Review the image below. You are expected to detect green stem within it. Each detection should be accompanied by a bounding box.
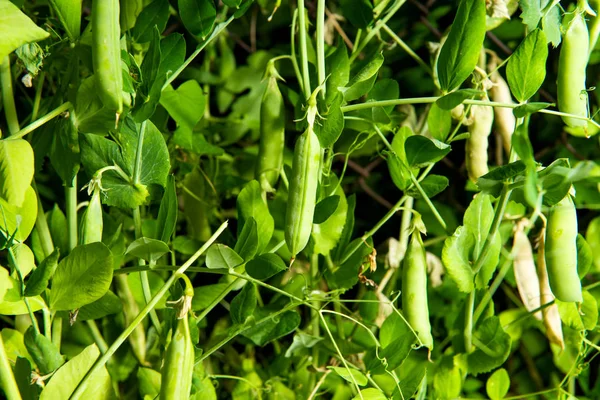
[8,102,72,140]
[339,196,408,265]
[290,10,305,96]
[409,172,447,231]
[66,180,78,251]
[0,334,22,400]
[464,291,475,353]
[70,221,228,400]
[472,185,511,275]
[7,247,40,334]
[163,16,234,89]
[30,72,45,123]
[349,0,407,63]
[316,0,326,95]
[310,253,321,368]
[86,320,108,354]
[1,56,19,135]
[297,0,311,99]
[381,24,433,76]
[52,315,62,349]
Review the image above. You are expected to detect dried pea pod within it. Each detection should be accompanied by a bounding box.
[92,0,123,114]
[465,100,494,182]
[512,220,541,319]
[489,72,516,154]
[255,74,285,193]
[557,11,589,129]
[284,125,321,259]
[402,231,433,349]
[537,230,565,349]
[544,194,582,303]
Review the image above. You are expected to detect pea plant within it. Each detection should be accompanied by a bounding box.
[1,0,600,398]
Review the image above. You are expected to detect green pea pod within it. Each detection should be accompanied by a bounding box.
[160,315,194,400]
[255,76,285,192]
[545,194,582,303]
[465,101,494,182]
[557,11,589,129]
[285,125,322,259]
[402,232,433,349]
[92,0,123,114]
[81,188,103,245]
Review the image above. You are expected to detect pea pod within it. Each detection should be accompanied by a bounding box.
[92,0,123,114]
[255,75,285,193]
[159,315,194,400]
[512,220,541,319]
[544,194,582,303]
[402,232,433,349]
[489,71,516,154]
[81,188,103,245]
[465,101,494,182]
[285,125,321,259]
[557,11,589,129]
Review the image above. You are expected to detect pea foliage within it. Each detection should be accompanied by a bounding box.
[1,0,600,399]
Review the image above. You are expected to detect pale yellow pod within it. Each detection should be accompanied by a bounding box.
[537,230,565,350]
[489,73,516,154]
[512,220,541,320]
[465,99,494,182]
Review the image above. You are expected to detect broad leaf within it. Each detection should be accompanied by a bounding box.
[437,0,486,92]
[506,29,548,103]
[160,80,205,130]
[24,327,64,374]
[245,253,287,280]
[0,185,37,242]
[132,0,170,43]
[205,244,244,270]
[0,139,34,207]
[405,135,451,168]
[178,0,216,38]
[230,283,257,324]
[125,237,170,262]
[237,180,274,254]
[0,1,49,61]
[48,0,81,41]
[155,175,178,242]
[241,308,300,346]
[24,248,60,297]
[50,242,113,311]
[329,366,368,386]
[486,368,510,400]
[467,316,511,375]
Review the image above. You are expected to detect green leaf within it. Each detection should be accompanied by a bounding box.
[512,102,552,118]
[72,76,117,134]
[23,327,64,374]
[159,33,186,79]
[332,194,356,263]
[428,103,452,141]
[486,368,510,400]
[433,356,462,400]
[442,226,475,292]
[235,217,259,262]
[178,0,216,38]
[132,0,170,43]
[133,27,164,121]
[230,283,257,324]
[314,92,344,148]
[14,356,37,400]
[325,237,372,290]
[137,367,162,399]
[326,42,350,103]
[342,53,384,101]
[329,366,368,386]
[160,80,205,130]
[50,242,113,311]
[70,290,123,321]
[557,291,598,331]
[577,234,593,278]
[311,175,348,255]
[0,139,34,207]
[587,216,600,272]
[506,29,548,103]
[406,175,449,199]
[125,237,170,262]
[542,5,562,47]
[0,185,37,242]
[237,180,274,254]
[313,195,341,224]
[245,253,287,280]
[39,344,115,400]
[353,388,386,400]
[241,308,300,346]
[192,283,230,310]
[0,1,49,61]
[367,78,400,124]
[519,0,542,31]
[436,89,485,110]
[437,0,486,92]
[0,267,45,315]
[48,114,80,186]
[155,175,178,243]
[477,161,526,196]
[24,248,60,297]
[205,244,244,270]
[10,243,35,279]
[340,0,373,29]
[467,316,511,375]
[405,135,452,168]
[48,0,81,41]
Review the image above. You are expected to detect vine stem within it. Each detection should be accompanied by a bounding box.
[8,102,72,140]
[297,0,311,99]
[1,56,20,135]
[70,221,228,400]
[349,0,407,63]
[0,334,22,400]
[381,24,433,76]
[316,0,326,96]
